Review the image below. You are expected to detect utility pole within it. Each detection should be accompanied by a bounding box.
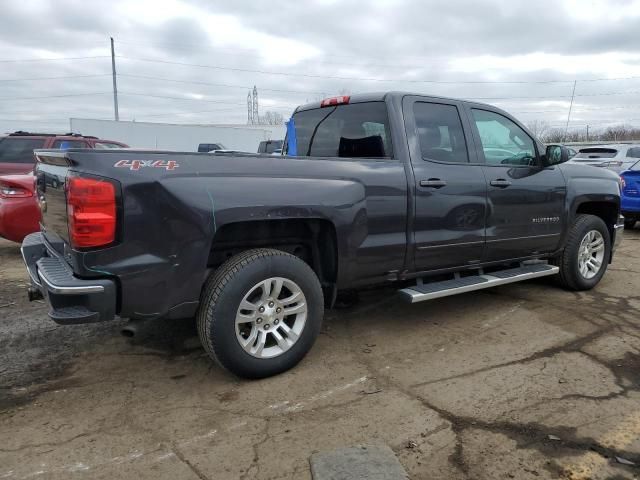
[586,124,589,142]
[110,37,119,121]
[563,80,577,142]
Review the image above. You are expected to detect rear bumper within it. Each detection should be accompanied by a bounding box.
[21,232,117,324]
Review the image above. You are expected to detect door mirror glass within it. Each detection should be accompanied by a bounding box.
[545,145,569,166]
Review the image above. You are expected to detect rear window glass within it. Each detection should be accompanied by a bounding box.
[94,142,123,149]
[575,148,618,159]
[290,102,393,158]
[198,143,224,152]
[626,147,640,159]
[259,140,283,154]
[52,140,88,149]
[0,137,45,163]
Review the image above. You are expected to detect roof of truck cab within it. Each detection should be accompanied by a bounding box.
[293,91,497,113]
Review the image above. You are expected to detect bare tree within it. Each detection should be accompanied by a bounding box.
[259,111,284,125]
[526,120,551,141]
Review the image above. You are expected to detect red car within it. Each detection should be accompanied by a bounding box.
[0,132,127,243]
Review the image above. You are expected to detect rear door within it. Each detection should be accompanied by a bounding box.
[0,137,44,174]
[403,96,487,272]
[465,106,566,261]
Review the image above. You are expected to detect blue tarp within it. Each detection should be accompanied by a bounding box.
[286,118,297,156]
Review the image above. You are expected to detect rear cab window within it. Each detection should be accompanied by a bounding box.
[287,102,393,158]
[0,137,46,163]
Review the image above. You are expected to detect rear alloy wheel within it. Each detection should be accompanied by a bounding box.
[551,214,611,291]
[235,277,308,359]
[197,248,324,379]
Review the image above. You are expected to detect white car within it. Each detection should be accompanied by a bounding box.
[568,144,640,173]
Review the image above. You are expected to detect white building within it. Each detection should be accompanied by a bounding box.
[69,118,286,153]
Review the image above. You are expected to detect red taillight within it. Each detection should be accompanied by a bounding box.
[66,177,116,248]
[0,180,32,198]
[320,95,350,107]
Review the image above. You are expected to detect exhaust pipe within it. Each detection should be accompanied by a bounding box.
[27,287,43,302]
[121,322,139,337]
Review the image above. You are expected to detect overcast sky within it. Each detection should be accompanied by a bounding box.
[1,0,640,135]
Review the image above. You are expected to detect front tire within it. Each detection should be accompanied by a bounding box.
[197,248,324,379]
[551,214,611,291]
[624,218,636,229]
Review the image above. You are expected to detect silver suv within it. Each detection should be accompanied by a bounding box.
[568,144,640,173]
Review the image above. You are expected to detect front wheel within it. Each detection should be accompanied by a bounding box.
[197,248,324,379]
[551,214,611,291]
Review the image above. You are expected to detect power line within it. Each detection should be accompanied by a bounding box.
[113,39,640,84]
[0,55,110,63]
[118,73,327,95]
[118,55,640,86]
[0,74,111,83]
[118,92,295,109]
[0,92,111,101]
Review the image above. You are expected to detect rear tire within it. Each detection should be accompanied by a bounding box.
[197,248,324,379]
[551,214,611,291]
[624,218,636,229]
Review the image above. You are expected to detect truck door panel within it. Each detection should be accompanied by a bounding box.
[466,107,567,261]
[403,97,488,272]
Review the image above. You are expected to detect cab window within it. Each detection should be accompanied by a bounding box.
[414,102,469,163]
[290,102,393,158]
[471,109,537,166]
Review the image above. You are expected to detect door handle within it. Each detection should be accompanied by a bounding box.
[490,179,511,188]
[420,178,447,188]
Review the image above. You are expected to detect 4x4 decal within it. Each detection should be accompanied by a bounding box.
[114,160,179,171]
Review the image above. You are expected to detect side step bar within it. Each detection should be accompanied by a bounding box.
[399,263,559,304]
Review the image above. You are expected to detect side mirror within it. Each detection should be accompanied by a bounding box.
[544,145,569,167]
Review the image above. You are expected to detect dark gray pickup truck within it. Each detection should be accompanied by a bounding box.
[22,92,624,378]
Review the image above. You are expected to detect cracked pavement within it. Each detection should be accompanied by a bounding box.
[2,231,640,479]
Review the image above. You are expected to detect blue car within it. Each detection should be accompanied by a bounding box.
[621,160,640,229]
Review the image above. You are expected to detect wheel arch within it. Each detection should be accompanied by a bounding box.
[207,218,339,291]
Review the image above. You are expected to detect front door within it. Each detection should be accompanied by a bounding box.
[466,107,567,261]
[404,97,488,272]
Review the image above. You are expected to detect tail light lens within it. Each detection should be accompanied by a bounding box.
[0,180,33,198]
[66,176,117,249]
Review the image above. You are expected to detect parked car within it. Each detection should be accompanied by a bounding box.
[0,174,39,242]
[258,140,283,154]
[568,144,640,173]
[22,92,623,379]
[0,133,128,243]
[0,131,127,175]
[198,143,226,153]
[620,160,640,229]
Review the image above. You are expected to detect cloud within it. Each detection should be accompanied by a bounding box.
[0,0,639,134]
